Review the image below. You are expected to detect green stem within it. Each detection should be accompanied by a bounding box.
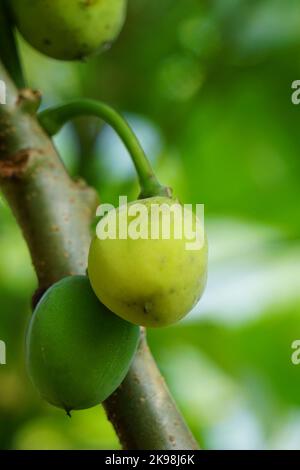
[0,0,25,88]
[38,100,170,199]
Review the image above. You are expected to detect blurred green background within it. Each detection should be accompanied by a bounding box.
[1,0,300,450]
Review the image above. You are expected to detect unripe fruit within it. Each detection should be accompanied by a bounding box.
[88,197,208,327]
[10,0,127,60]
[27,276,139,412]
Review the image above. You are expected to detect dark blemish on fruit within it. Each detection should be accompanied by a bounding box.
[43,38,52,46]
[126,303,134,310]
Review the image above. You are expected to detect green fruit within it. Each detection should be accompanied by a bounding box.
[10,0,127,60]
[88,197,208,328]
[27,275,139,412]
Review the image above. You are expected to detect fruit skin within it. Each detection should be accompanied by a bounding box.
[26,276,139,412]
[88,197,208,328]
[10,0,127,60]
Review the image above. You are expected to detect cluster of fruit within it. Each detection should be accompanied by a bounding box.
[9,1,208,414]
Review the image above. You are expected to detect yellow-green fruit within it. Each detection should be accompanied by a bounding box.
[88,197,208,327]
[26,276,139,412]
[10,0,127,60]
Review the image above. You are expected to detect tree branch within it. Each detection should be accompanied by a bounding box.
[0,60,199,450]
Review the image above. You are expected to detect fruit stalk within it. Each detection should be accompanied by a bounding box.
[38,100,170,199]
[0,59,199,450]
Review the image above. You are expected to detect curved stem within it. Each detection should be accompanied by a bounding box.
[0,0,25,88]
[38,100,170,198]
